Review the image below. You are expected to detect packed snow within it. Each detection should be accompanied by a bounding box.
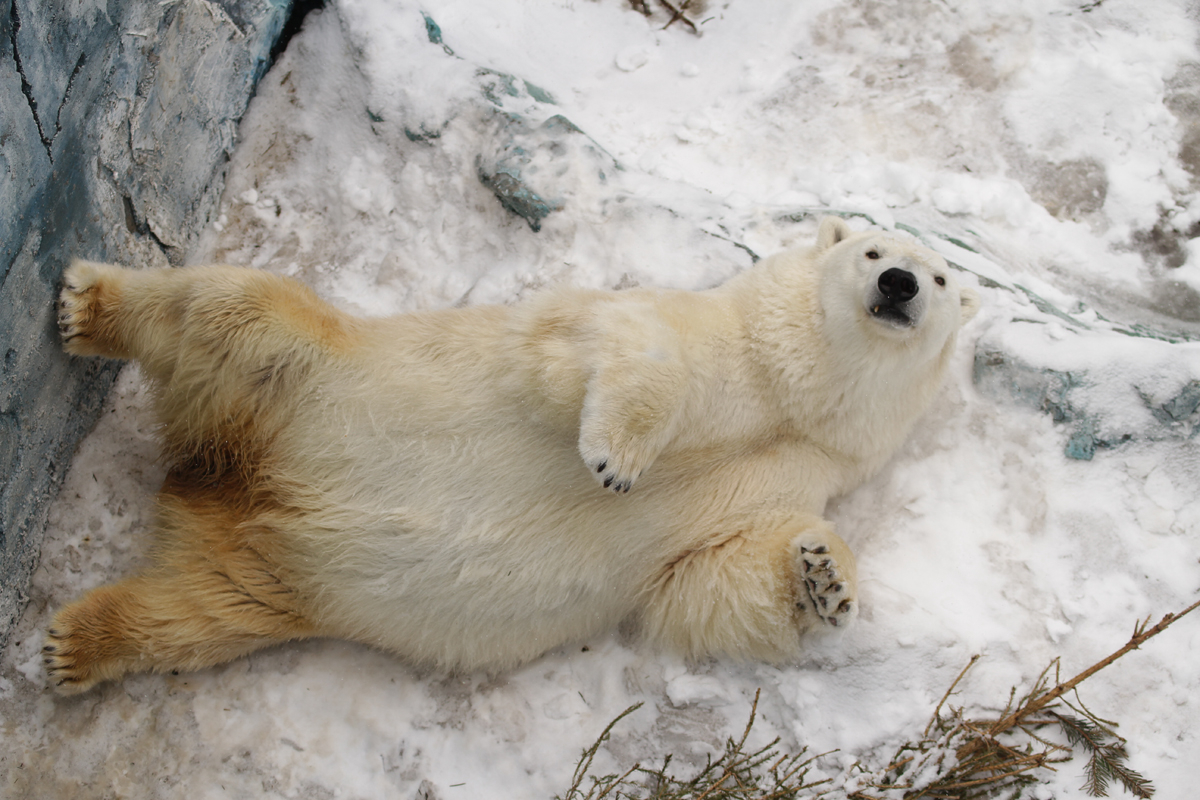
[3,0,1198,797]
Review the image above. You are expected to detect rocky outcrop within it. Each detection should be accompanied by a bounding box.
[0,0,291,648]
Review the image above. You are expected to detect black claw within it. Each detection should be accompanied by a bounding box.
[829,582,843,594]
[812,545,829,554]
[838,599,853,613]
[596,461,607,473]
[43,645,56,653]
[603,475,614,488]
[48,628,60,637]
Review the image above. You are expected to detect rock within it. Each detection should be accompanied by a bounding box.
[1156,380,1200,422]
[413,12,589,233]
[477,112,615,232]
[974,322,1200,460]
[0,0,291,648]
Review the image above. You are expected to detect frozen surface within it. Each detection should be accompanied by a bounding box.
[3,1,1199,797]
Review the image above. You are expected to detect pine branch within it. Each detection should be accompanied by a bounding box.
[848,600,1199,799]
[560,689,829,799]
[561,599,1199,800]
[958,598,1200,762]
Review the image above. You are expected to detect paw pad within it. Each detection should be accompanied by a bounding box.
[796,541,857,629]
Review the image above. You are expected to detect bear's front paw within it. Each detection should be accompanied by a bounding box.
[794,541,857,629]
[578,418,664,494]
[581,450,641,494]
[578,417,657,491]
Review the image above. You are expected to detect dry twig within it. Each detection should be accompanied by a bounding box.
[627,0,703,35]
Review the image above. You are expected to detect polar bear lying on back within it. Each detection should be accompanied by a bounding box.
[45,217,979,694]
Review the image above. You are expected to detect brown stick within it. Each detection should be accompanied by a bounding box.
[923,654,980,738]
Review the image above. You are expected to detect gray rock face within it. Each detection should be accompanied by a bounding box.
[477,112,616,232]
[973,321,1200,460]
[902,232,1200,462]
[415,12,612,235]
[0,0,290,648]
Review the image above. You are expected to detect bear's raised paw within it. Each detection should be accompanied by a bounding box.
[793,539,858,629]
[584,454,639,494]
[578,425,658,495]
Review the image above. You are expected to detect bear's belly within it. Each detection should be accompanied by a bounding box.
[264,401,668,667]
[259,364,848,669]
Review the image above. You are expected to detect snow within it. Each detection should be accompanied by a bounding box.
[3,0,1199,797]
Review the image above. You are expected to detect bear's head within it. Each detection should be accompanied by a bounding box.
[814,217,980,362]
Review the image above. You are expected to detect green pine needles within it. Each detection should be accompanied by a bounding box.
[1052,711,1153,799]
[559,600,1199,800]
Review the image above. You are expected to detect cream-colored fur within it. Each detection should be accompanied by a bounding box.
[45,217,979,694]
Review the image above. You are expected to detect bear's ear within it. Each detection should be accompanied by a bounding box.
[959,287,981,324]
[816,216,852,251]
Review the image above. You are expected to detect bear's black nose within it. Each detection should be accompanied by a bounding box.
[878,268,918,302]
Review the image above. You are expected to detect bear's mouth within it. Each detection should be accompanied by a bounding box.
[869,303,913,328]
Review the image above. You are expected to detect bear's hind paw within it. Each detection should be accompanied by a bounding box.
[43,625,105,696]
[796,544,857,629]
[57,261,117,356]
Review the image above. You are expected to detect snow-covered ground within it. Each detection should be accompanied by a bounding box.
[3,0,1199,797]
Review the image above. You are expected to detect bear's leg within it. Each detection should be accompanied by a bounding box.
[59,260,356,461]
[58,259,355,381]
[44,479,315,695]
[43,570,311,695]
[578,354,687,494]
[59,259,217,364]
[639,513,858,661]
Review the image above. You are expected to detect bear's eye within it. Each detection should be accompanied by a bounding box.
[865,250,880,260]
[934,276,946,287]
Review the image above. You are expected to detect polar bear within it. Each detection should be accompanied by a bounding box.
[44,217,979,694]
